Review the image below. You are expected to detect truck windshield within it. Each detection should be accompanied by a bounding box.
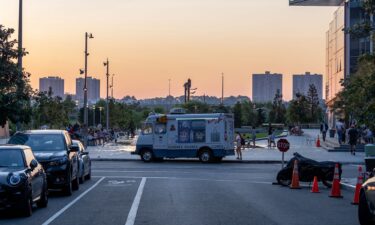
[142,123,153,135]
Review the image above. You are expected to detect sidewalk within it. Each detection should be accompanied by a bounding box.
[86,129,364,164]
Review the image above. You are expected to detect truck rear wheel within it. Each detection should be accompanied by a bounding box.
[141,149,154,162]
[199,148,213,163]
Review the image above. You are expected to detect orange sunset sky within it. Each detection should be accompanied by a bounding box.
[1,0,337,100]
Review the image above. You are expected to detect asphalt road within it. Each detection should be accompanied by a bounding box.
[0,161,360,225]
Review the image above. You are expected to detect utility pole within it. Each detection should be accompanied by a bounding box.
[83,32,94,148]
[92,105,96,127]
[221,73,224,105]
[111,74,114,99]
[104,59,110,131]
[18,0,23,71]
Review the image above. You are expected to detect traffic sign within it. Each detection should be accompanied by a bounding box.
[277,139,290,152]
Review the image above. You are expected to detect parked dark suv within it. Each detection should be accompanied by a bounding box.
[0,145,48,217]
[8,130,80,196]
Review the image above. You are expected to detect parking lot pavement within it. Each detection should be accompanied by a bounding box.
[0,162,360,225]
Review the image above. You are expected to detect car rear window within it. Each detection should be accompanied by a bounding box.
[0,149,25,168]
[9,133,66,152]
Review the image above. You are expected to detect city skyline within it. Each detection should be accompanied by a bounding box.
[1,0,337,100]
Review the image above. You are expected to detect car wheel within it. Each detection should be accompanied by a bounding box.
[199,148,213,163]
[85,167,91,180]
[79,167,85,184]
[37,184,48,208]
[141,149,154,162]
[72,175,79,191]
[63,175,73,196]
[277,171,292,186]
[22,195,33,217]
[359,191,374,225]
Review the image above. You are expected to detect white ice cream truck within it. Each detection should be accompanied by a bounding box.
[133,111,235,162]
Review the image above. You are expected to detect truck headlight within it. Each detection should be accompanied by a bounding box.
[9,174,21,186]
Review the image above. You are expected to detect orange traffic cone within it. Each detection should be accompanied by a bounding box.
[290,160,301,189]
[329,163,343,198]
[316,135,321,147]
[311,176,320,193]
[352,166,363,205]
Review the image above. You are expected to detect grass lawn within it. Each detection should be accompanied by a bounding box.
[242,130,283,140]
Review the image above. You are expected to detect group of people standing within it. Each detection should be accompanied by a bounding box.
[321,119,374,155]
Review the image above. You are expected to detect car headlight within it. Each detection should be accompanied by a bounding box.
[8,174,22,186]
[49,157,68,166]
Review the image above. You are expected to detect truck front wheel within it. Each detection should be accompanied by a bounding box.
[199,148,213,163]
[141,149,154,162]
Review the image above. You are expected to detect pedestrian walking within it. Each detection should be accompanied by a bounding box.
[320,121,328,142]
[268,123,272,147]
[235,132,243,160]
[251,127,257,148]
[348,125,359,155]
[269,129,276,148]
[336,119,345,145]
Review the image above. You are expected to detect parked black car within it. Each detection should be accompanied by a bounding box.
[71,140,91,184]
[0,145,48,217]
[8,130,80,196]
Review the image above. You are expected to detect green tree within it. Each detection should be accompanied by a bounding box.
[306,84,322,122]
[268,89,286,123]
[32,88,69,129]
[255,108,266,127]
[0,25,32,127]
[334,55,375,130]
[233,101,242,128]
[181,101,210,113]
[287,93,310,124]
[241,101,257,127]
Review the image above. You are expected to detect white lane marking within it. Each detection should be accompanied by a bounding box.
[93,175,272,184]
[41,177,105,225]
[125,177,147,225]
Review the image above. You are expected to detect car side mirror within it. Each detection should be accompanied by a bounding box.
[70,146,79,152]
[30,159,38,170]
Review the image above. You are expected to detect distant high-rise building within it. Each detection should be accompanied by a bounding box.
[39,76,64,98]
[292,72,323,100]
[76,77,100,104]
[252,71,283,103]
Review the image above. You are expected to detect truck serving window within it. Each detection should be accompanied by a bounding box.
[142,123,153,135]
[178,120,206,143]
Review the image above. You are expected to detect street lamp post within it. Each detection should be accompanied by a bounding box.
[98,107,103,126]
[83,32,94,147]
[92,105,96,127]
[103,59,110,131]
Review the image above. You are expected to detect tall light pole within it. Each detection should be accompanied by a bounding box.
[111,74,114,99]
[83,32,94,147]
[92,105,96,127]
[98,107,103,126]
[18,0,23,71]
[103,59,110,131]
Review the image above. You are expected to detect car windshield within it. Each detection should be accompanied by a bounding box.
[0,150,25,168]
[8,133,66,152]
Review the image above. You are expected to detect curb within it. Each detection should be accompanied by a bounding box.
[341,182,356,191]
[90,157,364,165]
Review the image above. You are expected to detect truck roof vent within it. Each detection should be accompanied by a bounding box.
[170,108,186,114]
